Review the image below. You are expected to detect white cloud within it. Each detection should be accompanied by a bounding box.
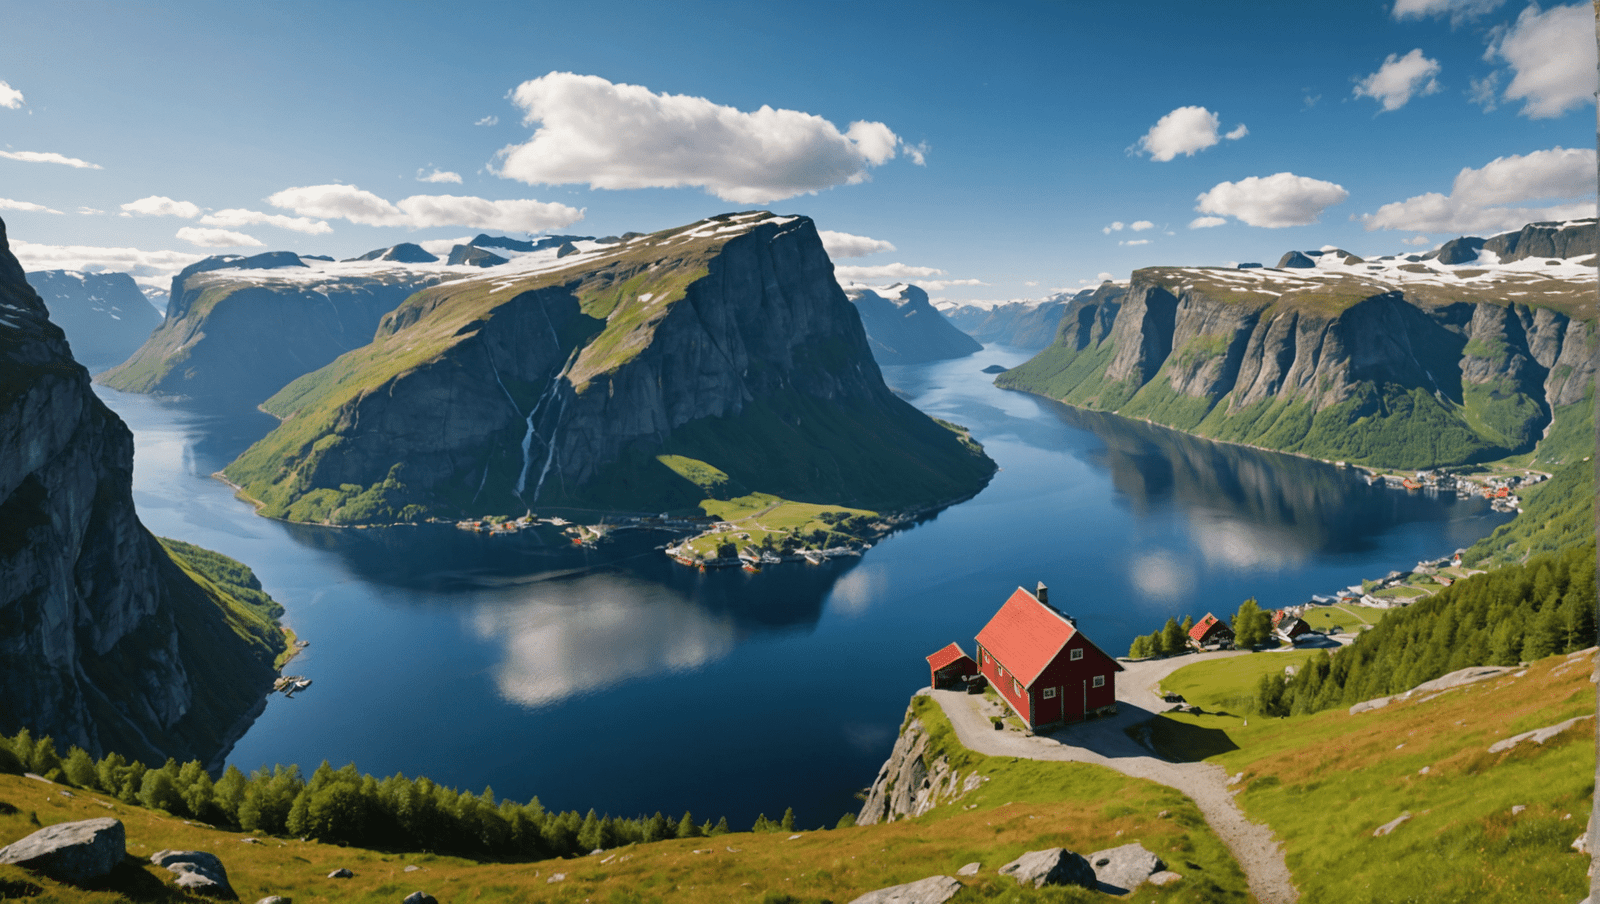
[1095,272,1115,282]
[475,115,498,127]
[818,229,896,258]
[1102,221,1124,234]
[0,198,62,214]
[1195,172,1349,228]
[417,236,474,256]
[1468,73,1500,111]
[1189,216,1228,229]
[905,141,930,166]
[0,149,102,169]
[1353,49,1442,112]
[1392,0,1504,21]
[266,183,584,232]
[1119,239,1152,246]
[76,207,103,216]
[495,72,903,203]
[1488,3,1598,120]
[1358,146,1597,232]
[833,262,983,290]
[1134,106,1229,161]
[1402,235,1435,246]
[200,208,332,235]
[0,81,23,109]
[9,238,202,293]
[120,195,201,219]
[417,168,463,184]
[176,226,264,248]
[1129,220,1154,231]
[1224,124,1249,140]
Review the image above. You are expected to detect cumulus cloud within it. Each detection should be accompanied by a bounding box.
[176,226,264,248]
[1195,172,1349,228]
[0,198,62,214]
[9,239,202,293]
[1189,216,1228,229]
[267,183,584,232]
[833,262,983,290]
[1129,220,1154,231]
[475,115,498,127]
[818,229,896,258]
[494,72,904,203]
[0,149,102,169]
[200,208,332,235]
[1392,0,1504,20]
[1486,3,1598,119]
[1224,124,1249,140]
[120,195,201,219]
[1402,235,1435,246]
[1119,239,1152,246]
[904,141,930,166]
[1134,106,1243,161]
[1353,49,1442,112]
[417,168,463,184]
[0,81,23,109]
[1357,146,1597,232]
[1102,221,1124,234]
[1469,73,1500,111]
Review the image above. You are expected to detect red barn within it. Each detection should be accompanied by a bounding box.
[1188,613,1234,650]
[973,583,1123,731]
[926,642,977,690]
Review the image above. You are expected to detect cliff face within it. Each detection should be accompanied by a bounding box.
[0,217,282,768]
[857,702,988,825]
[842,283,982,364]
[98,253,447,404]
[224,213,996,524]
[24,271,162,372]
[999,228,1595,469]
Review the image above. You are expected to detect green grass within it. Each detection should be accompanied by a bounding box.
[1465,458,1595,567]
[677,494,878,558]
[1155,650,1321,714]
[1299,603,1389,633]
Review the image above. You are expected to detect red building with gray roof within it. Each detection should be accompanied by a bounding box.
[971,582,1123,731]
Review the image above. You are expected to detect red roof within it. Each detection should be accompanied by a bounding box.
[975,587,1080,687]
[926,642,973,671]
[1189,613,1229,642]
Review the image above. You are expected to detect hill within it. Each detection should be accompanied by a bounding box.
[23,270,161,372]
[842,282,981,364]
[221,212,996,525]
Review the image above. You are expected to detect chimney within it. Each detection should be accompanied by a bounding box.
[1036,581,1048,605]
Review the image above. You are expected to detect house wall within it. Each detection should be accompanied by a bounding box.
[1033,635,1119,723]
[975,644,1031,724]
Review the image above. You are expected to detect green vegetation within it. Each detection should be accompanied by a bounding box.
[1465,459,1595,567]
[1155,650,1324,715]
[1299,603,1388,634]
[1230,598,1273,649]
[679,494,878,558]
[1128,614,1194,658]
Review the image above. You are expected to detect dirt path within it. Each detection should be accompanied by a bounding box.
[931,651,1298,904]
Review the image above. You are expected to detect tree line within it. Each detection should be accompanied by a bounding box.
[0,733,819,859]
[1255,542,1596,717]
[1127,598,1276,658]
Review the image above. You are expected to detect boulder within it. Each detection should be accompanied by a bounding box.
[1150,871,1183,886]
[256,897,291,904]
[957,862,980,876]
[403,893,438,904]
[0,817,125,884]
[847,875,962,904]
[329,868,353,879]
[1088,843,1166,892]
[1373,813,1410,837]
[998,848,1096,889]
[151,850,233,898]
[404,865,422,872]
[1488,715,1593,754]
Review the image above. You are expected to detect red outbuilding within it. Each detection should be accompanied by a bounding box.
[973,583,1123,731]
[926,642,977,690]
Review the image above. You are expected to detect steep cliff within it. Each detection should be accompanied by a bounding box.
[999,222,1596,469]
[857,701,988,825]
[842,283,982,364]
[223,212,996,524]
[98,254,450,404]
[24,270,162,372]
[0,216,284,769]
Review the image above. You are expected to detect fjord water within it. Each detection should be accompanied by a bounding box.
[96,344,1509,828]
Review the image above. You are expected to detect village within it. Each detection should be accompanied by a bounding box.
[1362,465,1545,514]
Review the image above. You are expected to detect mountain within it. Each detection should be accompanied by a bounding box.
[939,285,1128,349]
[23,270,162,372]
[842,282,981,364]
[998,219,1596,470]
[447,244,509,268]
[98,253,453,403]
[346,242,438,263]
[0,216,284,768]
[222,212,996,524]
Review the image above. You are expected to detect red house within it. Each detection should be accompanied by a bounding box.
[1188,613,1234,650]
[1272,610,1312,643]
[925,642,977,690]
[973,583,1123,731]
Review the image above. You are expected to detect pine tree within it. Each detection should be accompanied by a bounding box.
[781,808,795,832]
[577,809,603,851]
[1180,614,1195,636]
[677,811,700,838]
[712,816,729,835]
[1161,618,1185,656]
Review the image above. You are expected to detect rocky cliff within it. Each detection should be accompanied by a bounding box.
[0,216,284,769]
[999,221,1596,469]
[842,283,982,365]
[98,253,449,404]
[941,291,1083,349]
[24,271,162,372]
[857,700,988,825]
[223,212,996,524]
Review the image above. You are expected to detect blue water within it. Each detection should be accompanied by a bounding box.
[95,344,1509,828]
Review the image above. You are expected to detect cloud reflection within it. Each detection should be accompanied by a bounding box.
[1129,551,1193,600]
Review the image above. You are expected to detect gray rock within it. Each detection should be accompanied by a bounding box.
[998,848,1096,889]
[329,867,353,878]
[1489,715,1593,754]
[956,862,980,876]
[1277,251,1315,268]
[151,850,233,897]
[1088,843,1165,892]
[1149,871,1183,886]
[403,893,438,904]
[1374,813,1411,837]
[404,864,421,872]
[256,897,291,904]
[0,817,125,884]
[847,875,962,904]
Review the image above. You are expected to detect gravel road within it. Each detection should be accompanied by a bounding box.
[930,651,1298,904]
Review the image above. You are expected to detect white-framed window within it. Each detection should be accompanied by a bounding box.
[1070,648,1084,661]
[1013,679,1022,696]
[1092,675,1106,688]
[1043,687,1057,699]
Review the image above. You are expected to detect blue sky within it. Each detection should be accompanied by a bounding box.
[1,0,1594,301]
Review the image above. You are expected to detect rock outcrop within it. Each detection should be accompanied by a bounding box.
[222,212,996,524]
[858,704,988,825]
[998,848,1097,889]
[847,875,962,904]
[24,270,161,372]
[0,216,283,767]
[843,283,981,365]
[998,224,1596,469]
[1088,843,1166,893]
[0,817,124,884]
[151,849,234,897]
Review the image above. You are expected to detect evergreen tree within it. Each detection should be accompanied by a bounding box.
[577,809,603,851]
[677,811,700,838]
[1128,635,1152,659]
[781,807,795,832]
[62,747,97,789]
[1180,614,1195,636]
[712,816,729,836]
[1160,618,1185,656]
[214,766,248,826]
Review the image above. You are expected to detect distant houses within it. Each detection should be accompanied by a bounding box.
[1188,613,1234,650]
[926,582,1123,732]
[1271,610,1311,644]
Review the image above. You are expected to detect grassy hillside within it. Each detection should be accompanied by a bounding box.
[1464,461,1595,567]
